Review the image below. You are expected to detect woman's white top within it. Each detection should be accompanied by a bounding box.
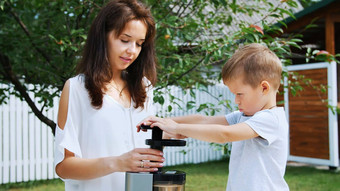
[54,75,153,191]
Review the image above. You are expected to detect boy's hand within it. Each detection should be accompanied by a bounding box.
[136,116,154,132]
[147,116,178,135]
[137,116,186,139]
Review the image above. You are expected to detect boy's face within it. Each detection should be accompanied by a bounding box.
[225,76,267,116]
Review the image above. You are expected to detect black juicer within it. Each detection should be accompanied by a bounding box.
[125,125,186,191]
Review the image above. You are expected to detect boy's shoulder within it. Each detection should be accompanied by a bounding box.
[253,107,285,118]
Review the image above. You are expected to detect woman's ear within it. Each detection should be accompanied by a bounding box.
[260,80,270,94]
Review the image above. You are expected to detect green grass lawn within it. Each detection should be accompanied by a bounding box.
[1,159,339,191]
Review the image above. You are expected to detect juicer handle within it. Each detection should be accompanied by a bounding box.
[140,125,163,141]
[140,124,153,130]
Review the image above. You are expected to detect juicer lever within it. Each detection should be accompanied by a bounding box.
[140,124,163,140]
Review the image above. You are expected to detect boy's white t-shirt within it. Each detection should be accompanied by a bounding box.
[225,107,289,191]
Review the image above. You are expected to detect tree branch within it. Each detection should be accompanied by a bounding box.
[5,1,51,63]
[253,2,282,25]
[0,52,56,135]
[156,54,207,91]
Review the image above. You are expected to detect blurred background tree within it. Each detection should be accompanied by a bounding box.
[298,0,322,8]
[0,0,307,134]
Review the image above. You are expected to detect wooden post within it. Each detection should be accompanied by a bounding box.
[325,13,335,55]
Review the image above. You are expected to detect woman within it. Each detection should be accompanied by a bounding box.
[54,0,164,190]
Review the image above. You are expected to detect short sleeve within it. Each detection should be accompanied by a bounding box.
[225,111,242,125]
[54,77,83,175]
[244,110,279,146]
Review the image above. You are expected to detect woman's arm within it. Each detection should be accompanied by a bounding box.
[56,80,164,180]
[56,148,163,180]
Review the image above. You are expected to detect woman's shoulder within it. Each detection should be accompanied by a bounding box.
[66,74,87,95]
[66,74,85,89]
[68,74,85,84]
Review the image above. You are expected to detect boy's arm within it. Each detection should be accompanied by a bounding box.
[177,123,258,143]
[148,117,258,143]
[171,114,229,125]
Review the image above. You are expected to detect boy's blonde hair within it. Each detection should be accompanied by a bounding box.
[222,43,282,90]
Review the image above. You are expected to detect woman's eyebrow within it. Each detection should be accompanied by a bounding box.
[122,33,132,37]
[122,33,145,41]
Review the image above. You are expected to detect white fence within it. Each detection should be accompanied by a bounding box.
[0,83,234,184]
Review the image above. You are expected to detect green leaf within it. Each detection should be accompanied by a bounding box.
[168,105,172,112]
[186,101,195,110]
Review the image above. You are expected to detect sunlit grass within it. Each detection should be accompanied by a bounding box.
[1,159,339,191]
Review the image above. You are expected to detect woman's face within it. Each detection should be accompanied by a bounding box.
[107,20,147,74]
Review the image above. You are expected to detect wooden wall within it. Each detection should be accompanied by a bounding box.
[278,68,330,160]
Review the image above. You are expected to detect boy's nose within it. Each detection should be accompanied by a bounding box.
[234,97,240,105]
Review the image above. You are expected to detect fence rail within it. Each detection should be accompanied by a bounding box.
[0,83,234,184]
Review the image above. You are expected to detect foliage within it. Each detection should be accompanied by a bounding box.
[298,0,322,8]
[0,0,100,133]
[147,0,305,117]
[0,0,327,135]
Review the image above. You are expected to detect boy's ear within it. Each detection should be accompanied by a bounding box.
[260,80,270,94]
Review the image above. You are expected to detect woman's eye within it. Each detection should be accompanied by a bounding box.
[121,40,128,43]
[136,43,142,47]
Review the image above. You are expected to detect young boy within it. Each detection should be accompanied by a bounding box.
[138,43,289,191]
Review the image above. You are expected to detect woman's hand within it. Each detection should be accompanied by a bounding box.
[116,148,164,172]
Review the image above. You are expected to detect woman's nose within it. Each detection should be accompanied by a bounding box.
[127,43,137,54]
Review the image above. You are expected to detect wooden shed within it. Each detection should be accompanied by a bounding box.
[278,0,339,168]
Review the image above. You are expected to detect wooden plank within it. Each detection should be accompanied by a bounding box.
[290,125,328,132]
[290,138,330,146]
[16,97,23,182]
[41,120,47,180]
[290,142,329,150]
[325,13,335,55]
[22,100,29,182]
[3,95,10,184]
[48,104,55,179]
[289,93,328,99]
[290,149,329,159]
[288,107,328,113]
[35,102,42,180]
[28,87,35,181]
[9,94,16,183]
[290,131,329,138]
[289,101,329,107]
[293,68,327,74]
[290,141,329,149]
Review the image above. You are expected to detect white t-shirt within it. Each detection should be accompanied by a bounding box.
[54,75,153,191]
[225,107,289,191]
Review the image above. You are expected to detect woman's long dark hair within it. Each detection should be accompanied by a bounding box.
[76,0,157,109]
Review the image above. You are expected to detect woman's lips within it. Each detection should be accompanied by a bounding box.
[120,57,132,63]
